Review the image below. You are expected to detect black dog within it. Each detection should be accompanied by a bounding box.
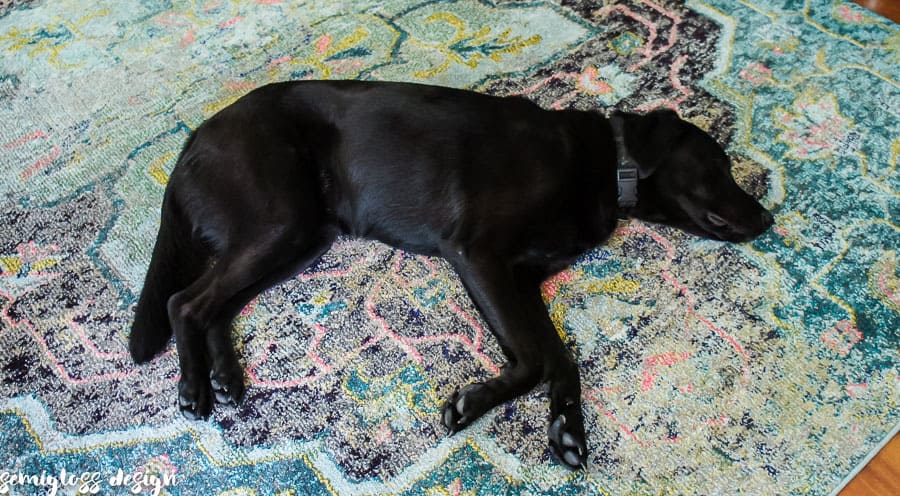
[129,80,773,469]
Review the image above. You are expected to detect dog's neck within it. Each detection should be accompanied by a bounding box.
[609,115,639,213]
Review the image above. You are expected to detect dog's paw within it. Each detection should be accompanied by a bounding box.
[177,378,212,420]
[128,324,171,364]
[548,403,588,470]
[210,367,245,406]
[441,383,491,434]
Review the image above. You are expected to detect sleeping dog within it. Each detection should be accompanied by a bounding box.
[129,80,774,469]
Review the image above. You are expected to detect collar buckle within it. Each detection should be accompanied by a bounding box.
[616,166,638,208]
[610,115,639,210]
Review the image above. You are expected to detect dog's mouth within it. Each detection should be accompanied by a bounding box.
[700,210,774,242]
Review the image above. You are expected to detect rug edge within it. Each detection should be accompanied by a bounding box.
[828,421,900,496]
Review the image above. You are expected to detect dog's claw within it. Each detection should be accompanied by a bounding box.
[179,405,207,421]
[177,397,210,420]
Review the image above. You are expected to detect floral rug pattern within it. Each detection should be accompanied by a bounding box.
[0,0,897,494]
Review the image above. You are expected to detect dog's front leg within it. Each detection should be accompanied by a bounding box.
[515,269,588,470]
[439,248,588,469]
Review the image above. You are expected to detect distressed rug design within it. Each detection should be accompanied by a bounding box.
[1,0,898,494]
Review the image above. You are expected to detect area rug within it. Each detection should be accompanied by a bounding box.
[1,0,897,494]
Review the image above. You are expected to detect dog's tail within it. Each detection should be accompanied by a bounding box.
[130,142,208,363]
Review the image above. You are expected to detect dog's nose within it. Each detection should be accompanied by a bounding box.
[760,210,774,228]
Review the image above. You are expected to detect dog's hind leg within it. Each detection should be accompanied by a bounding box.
[438,251,587,468]
[202,232,335,408]
[168,218,334,420]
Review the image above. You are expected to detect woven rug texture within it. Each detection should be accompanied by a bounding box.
[0,0,898,494]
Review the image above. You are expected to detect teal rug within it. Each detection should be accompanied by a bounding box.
[1,0,897,494]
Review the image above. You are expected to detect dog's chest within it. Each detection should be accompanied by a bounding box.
[520,245,585,275]
[514,216,615,275]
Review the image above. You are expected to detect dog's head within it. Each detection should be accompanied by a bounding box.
[617,109,774,243]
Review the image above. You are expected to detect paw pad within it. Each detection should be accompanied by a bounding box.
[548,412,588,470]
[440,383,487,434]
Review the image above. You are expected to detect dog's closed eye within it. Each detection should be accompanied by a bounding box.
[706,212,729,227]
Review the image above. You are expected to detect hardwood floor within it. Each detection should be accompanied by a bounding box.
[853,0,900,22]
[837,4,898,494]
[840,434,899,496]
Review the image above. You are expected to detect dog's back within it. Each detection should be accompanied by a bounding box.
[184,81,618,258]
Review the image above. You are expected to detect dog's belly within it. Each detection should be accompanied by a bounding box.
[358,224,444,257]
[326,171,459,256]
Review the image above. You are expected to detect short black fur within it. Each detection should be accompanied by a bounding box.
[130,80,774,469]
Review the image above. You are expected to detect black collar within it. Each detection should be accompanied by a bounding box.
[609,115,639,210]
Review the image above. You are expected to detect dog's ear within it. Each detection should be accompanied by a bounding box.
[624,109,687,178]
